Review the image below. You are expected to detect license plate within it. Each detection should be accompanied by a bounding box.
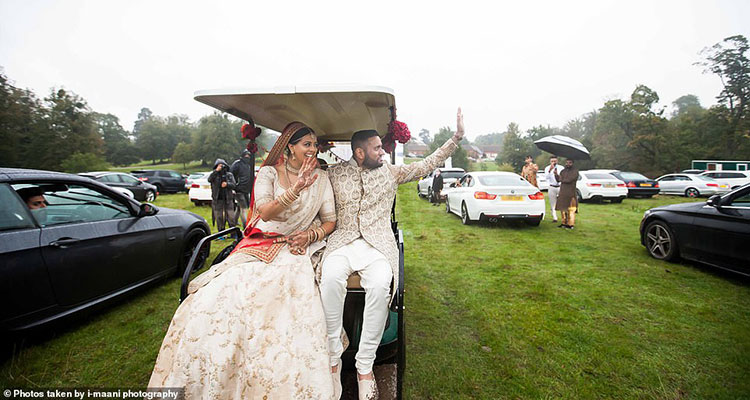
[201,185,210,189]
[720,185,727,188]
[501,195,523,201]
[604,183,615,188]
[639,183,651,187]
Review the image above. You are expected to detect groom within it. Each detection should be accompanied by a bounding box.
[321,109,465,399]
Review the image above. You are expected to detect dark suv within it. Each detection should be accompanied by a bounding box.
[131,170,187,194]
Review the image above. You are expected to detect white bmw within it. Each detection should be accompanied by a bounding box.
[444,171,546,226]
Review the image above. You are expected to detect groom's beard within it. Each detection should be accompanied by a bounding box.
[362,154,384,170]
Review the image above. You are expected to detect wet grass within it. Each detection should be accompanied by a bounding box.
[2,189,749,399]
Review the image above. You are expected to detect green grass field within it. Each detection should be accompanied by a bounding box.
[2,188,749,399]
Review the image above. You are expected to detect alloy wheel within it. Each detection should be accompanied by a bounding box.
[146,190,156,202]
[646,222,674,260]
[685,188,699,198]
[461,203,472,225]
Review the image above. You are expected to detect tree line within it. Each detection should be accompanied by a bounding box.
[0,74,276,173]
[418,35,749,177]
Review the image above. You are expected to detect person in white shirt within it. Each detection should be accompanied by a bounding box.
[544,156,564,222]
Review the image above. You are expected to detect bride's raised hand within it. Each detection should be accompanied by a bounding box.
[292,153,319,193]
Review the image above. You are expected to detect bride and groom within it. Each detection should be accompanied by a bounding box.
[149,109,465,399]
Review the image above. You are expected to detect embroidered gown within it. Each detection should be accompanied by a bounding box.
[149,166,336,399]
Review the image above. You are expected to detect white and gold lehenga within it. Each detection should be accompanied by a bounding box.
[149,124,336,399]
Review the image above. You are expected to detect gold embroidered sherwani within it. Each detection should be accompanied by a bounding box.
[324,137,459,299]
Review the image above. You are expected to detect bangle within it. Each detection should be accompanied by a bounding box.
[277,187,300,208]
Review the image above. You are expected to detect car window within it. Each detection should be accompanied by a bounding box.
[96,174,116,183]
[156,171,168,177]
[0,184,36,231]
[658,176,672,182]
[440,171,465,180]
[619,172,648,180]
[118,174,140,184]
[169,171,182,178]
[729,192,750,207]
[725,172,743,178]
[694,176,714,181]
[11,183,132,227]
[478,175,527,186]
[583,173,616,180]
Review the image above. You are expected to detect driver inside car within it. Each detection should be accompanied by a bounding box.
[17,186,48,224]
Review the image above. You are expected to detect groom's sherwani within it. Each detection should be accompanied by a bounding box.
[324,137,459,298]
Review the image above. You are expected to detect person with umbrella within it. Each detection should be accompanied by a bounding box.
[554,158,579,229]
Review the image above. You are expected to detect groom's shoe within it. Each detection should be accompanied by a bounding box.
[357,375,378,400]
[332,362,342,399]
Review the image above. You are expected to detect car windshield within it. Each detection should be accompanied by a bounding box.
[441,171,465,179]
[478,175,527,186]
[618,172,649,180]
[584,173,617,180]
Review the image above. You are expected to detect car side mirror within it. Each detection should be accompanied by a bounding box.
[138,203,159,217]
[707,194,722,209]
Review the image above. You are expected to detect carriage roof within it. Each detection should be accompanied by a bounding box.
[194,85,396,142]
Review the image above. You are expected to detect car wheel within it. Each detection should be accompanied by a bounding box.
[178,228,209,276]
[644,220,678,261]
[685,188,699,198]
[427,187,433,202]
[576,190,583,202]
[192,200,200,206]
[445,198,451,214]
[145,190,156,202]
[417,184,424,198]
[461,202,473,225]
[612,197,624,203]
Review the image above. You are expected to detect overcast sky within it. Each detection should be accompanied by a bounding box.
[1,0,749,140]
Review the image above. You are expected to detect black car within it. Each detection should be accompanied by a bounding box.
[130,169,187,194]
[610,171,660,198]
[640,183,750,275]
[79,171,158,202]
[0,168,210,332]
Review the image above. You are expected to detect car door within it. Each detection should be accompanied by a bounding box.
[117,173,146,201]
[28,182,170,306]
[0,184,57,330]
[657,176,674,194]
[452,174,473,213]
[688,187,750,272]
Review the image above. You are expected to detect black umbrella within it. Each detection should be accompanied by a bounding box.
[534,135,591,160]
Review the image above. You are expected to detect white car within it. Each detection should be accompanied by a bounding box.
[656,173,731,197]
[536,171,549,191]
[185,171,210,191]
[576,170,628,203]
[188,172,212,205]
[699,171,750,190]
[444,171,545,226]
[417,167,465,201]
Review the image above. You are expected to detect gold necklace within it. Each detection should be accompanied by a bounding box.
[285,161,300,189]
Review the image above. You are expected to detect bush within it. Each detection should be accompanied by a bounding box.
[496,163,515,172]
[60,152,110,173]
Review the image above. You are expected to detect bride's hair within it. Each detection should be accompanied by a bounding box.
[285,127,314,155]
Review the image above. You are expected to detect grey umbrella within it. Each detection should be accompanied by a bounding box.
[534,135,591,160]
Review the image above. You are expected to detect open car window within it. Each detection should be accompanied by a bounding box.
[11,183,132,227]
[0,184,36,231]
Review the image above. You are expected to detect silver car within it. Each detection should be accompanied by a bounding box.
[655,173,730,197]
[417,168,465,201]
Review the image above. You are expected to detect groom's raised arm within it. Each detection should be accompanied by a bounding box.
[388,108,465,185]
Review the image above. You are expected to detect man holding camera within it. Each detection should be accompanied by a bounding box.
[207,158,237,231]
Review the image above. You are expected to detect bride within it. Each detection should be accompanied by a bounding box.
[149,122,336,399]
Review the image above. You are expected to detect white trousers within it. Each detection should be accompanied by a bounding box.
[548,186,560,220]
[320,238,392,375]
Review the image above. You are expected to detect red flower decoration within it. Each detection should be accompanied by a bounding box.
[388,120,411,144]
[241,123,261,140]
[382,139,396,154]
[246,142,258,154]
